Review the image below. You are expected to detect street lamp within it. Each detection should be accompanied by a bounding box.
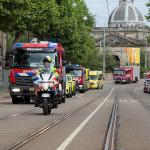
[145,28,148,71]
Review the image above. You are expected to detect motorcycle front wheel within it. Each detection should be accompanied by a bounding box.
[43,97,49,115]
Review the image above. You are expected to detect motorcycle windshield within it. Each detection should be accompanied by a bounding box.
[41,73,51,82]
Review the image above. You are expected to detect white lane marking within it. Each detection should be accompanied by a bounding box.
[119,99,138,103]
[10,114,19,117]
[56,88,114,150]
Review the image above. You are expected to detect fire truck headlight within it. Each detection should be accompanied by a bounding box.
[11,88,20,92]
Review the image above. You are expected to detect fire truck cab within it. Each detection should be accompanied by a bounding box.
[113,66,140,84]
[66,64,86,93]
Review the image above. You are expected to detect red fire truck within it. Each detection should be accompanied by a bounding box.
[113,66,140,84]
[8,41,66,104]
[66,64,86,93]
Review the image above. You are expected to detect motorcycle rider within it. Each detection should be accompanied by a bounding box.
[40,56,59,77]
[33,56,60,108]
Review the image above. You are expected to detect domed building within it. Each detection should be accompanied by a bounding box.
[108,0,145,28]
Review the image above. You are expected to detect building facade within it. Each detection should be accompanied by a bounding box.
[108,0,145,29]
[93,0,150,66]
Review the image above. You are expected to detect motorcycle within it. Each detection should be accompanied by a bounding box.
[33,71,59,115]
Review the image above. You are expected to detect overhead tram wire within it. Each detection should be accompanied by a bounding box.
[105,0,110,17]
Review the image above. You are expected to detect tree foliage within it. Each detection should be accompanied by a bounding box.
[0,0,101,69]
[146,1,150,21]
[57,0,96,66]
[0,0,30,32]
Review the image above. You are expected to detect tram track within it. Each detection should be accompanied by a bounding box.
[103,96,118,150]
[0,89,109,122]
[7,87,113,150]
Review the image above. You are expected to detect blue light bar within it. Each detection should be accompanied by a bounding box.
[14,43,23,48]
[48,42,57,48]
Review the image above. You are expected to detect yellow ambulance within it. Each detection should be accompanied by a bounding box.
[89,71,103,89]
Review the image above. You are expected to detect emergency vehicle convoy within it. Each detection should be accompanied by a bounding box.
[8,41,66,105]
[113,66,140,84]
[5,40,105,115]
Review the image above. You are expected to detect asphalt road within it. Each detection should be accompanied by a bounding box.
[0,80,150,150]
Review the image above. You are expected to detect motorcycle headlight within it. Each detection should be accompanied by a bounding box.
[43,83,49,91]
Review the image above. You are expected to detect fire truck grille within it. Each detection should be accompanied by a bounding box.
[15,76,34,86]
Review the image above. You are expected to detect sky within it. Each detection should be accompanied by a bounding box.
[85,0,150,27]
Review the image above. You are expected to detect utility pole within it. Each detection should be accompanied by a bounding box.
[145,29,148,71]
[103,25,106,79]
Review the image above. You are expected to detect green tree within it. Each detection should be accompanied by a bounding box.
[146,1,150,21]
[105,52,116,73]
[0,0,30,32]
[0,0,59,34]
[57,0,96,65]
[1,0,101,70]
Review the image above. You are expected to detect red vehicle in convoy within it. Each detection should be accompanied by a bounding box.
[7,41,66,104]
[66,64,86,93]
[113,66,140,84]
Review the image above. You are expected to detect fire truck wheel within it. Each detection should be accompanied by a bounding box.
[58,97,62,104]
[48,108,51,114]
[70,92,72,98]
[97,85,100,90]
[62,95,66,103]
[24,96,30,104]
[12,96,19,104]
[73,90,76,95]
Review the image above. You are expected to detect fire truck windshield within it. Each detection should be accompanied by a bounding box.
[114,70,124,75]
[13,49,55,67]
[70,70,82,77]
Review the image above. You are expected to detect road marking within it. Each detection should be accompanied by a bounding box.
[10,114,19,117]
[119,99,138,103]
[56,88,114,150]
